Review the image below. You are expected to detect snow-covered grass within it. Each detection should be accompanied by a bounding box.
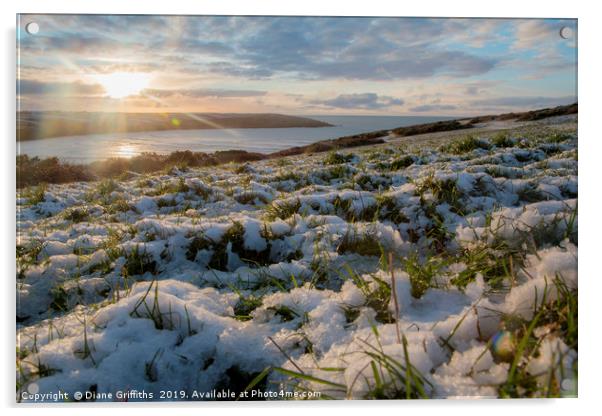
[16,124,578,401]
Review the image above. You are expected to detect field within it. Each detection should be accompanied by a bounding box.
[16,117,577,401]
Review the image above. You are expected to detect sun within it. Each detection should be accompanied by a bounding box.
[95,72,151,99]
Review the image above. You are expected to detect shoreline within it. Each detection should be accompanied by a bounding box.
[16,103,577,188]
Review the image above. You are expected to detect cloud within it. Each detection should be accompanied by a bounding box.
[18,79,105,96]
[443,19,508,48]
[470,95,576,109]
[19,15,168,50]
[16,16,577,114]
[233,18,497,80]
[206,62,273,79]
[410,104,457,112]
[311,93,404,110]
[460,80,501,96]
[512,19,576,50]
[177,39,234,55]
[141,88,267,98]
[19,16,498,81]
[465,87,479,96]
[19,32,123,55]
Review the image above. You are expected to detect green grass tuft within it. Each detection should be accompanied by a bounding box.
[440,135,490,154]
[63,207,90,223]
[323,152,354,165]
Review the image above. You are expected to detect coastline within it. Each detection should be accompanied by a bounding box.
[17,112,333,142]
[16,103,577,188]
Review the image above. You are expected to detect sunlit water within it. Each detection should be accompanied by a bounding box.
[18,115,455,163]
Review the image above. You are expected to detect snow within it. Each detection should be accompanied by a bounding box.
[242,218,268,252]
[504,242,577,320]
[16,127,578,401]
[526,337,577,385]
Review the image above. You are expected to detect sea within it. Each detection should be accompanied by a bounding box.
[18,115,455,163]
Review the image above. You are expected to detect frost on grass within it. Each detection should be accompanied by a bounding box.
[16,126,577,400]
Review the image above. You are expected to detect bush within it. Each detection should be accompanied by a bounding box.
[392,119,469,136]
[213,150,264,164]
[17,149,267,187]
[17,155,93,188]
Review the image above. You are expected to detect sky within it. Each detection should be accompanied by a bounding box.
[17,15,577,116]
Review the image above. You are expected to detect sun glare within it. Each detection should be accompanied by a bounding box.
[95,72,151,99]
[115,144,138,158]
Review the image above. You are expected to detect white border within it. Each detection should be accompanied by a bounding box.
[2,1,600,415]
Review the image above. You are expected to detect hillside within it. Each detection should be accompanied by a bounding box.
[17,118,577,400]
[16,112,332,141]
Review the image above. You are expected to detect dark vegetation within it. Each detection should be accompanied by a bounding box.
[268,131,386,158]
[467,103,577,124]
[390,103,576,137]
[279,102,577,158]
[16,155,95,188]
[186,221,302,272]
[17,150,264,188]
[439,135,491,154]
[391,120,470,137]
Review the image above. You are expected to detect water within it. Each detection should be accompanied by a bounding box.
[18,115,455,163]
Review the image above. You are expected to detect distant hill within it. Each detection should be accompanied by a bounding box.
[465,102,577,124]
[16,112,333,141]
